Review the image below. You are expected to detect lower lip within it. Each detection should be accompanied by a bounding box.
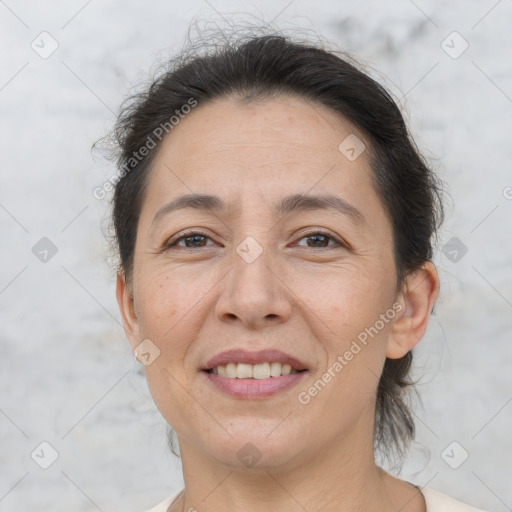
[202,371,308,399]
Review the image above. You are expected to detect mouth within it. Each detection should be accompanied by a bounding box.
[202,349,308,376]
[204,362,306,378]
[200,349,309,399]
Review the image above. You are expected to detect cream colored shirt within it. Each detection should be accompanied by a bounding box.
[142,487,487,512]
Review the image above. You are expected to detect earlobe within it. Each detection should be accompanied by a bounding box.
[116,271,140,351]
[386,261,440,359]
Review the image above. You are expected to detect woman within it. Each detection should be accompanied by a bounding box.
[105,28,486,512]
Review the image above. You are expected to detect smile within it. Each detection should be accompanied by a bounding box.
[202,368,308,399]
[206,362,304,378]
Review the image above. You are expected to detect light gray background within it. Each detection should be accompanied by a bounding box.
[1,1,511,511]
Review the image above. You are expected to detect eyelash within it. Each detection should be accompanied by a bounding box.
[163,229,348,251]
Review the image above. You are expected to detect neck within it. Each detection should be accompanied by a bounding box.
[171,429,424,512]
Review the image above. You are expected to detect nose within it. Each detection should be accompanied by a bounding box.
[214,241,293,329]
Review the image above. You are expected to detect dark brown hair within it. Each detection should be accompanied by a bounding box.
[99,26,444,466]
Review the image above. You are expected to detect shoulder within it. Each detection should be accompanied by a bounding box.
[140,489,183,512]
[422,487,488,512]
[139,487,487,512]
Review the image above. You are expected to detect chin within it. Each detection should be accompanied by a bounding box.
[203,421,304,470]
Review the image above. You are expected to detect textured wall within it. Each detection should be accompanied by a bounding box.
[0,1,510,511]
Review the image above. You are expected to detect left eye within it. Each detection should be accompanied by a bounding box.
[295,232,342,249]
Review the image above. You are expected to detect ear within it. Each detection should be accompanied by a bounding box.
[387,261,440,359]
[116,270,140,353]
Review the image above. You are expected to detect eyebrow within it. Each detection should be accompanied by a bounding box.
[151,192,365,227]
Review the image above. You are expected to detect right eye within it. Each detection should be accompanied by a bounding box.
[164,231,215,250]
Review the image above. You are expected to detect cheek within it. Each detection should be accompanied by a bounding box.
[135,269,203,422]
[298,265,394,394]
[135,267,200,337]
[133,271,197,393]
[296,261,395,338]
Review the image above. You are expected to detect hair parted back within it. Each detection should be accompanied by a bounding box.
[96,19,444,468]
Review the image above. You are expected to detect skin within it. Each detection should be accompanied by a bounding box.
[117,95,439,512]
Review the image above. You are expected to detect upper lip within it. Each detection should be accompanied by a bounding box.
[202,349,308,371]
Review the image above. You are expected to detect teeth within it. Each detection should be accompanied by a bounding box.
[270,361,282,377]
[226,363,237,378]
[253,363,270,379]
[281,364,292,376]
[209,362,299,378]
[236,363,253,379]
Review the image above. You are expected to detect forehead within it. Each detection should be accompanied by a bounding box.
[156,94,366,166]
[140,94,384,227]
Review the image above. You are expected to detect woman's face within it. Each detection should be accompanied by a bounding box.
[119,95,407,470]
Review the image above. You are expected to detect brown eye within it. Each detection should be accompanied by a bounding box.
[164,231,214,249]
[295,231,344,249]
